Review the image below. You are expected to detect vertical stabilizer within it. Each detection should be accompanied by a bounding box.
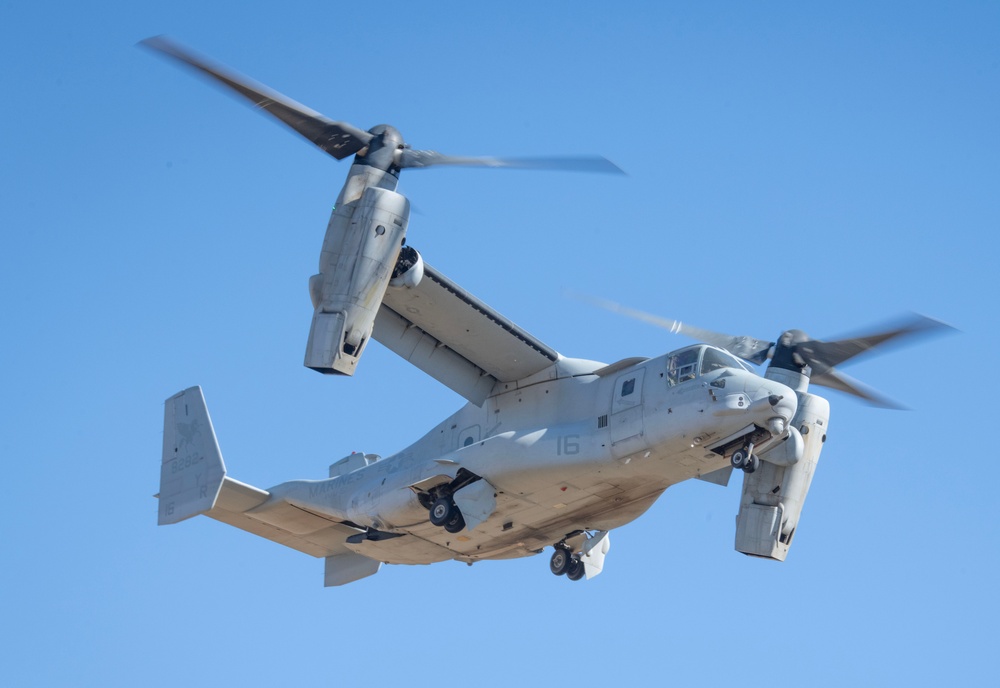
[159,387,227,525]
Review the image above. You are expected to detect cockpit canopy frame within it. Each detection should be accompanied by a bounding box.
[665,345,752,386]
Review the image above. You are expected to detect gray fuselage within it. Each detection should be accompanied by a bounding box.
[268,346,797,565]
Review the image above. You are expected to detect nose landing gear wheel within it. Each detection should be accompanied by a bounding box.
[731,449,748,470]
[731,447,761,473]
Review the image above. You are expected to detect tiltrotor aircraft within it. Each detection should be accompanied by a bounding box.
[146,37,947,587]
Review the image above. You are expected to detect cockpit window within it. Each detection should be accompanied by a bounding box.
[702,347,747,375]
[666,347,700,386]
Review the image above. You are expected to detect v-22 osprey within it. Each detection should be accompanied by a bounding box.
[145,37,946,586]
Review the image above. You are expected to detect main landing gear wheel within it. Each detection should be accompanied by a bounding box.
[550,548,572,576]
[745,454,760,474]
[566,557,585,581]
[443,509,466,533]
[429,497,456,527]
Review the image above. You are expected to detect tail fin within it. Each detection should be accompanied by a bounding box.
[159,386,227,525]
[157,386,383,586]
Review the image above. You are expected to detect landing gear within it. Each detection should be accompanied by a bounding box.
[550,545,585,581]
[730,448,748,469]
[443,509,466,533]
[429,495,467,533]
[550,548,572,576]
[426,469,484,533]
[731,444,760,474]
[429,497,456,527]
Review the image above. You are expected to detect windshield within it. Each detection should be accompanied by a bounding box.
[701,347,749,375]
[667,345,749,386]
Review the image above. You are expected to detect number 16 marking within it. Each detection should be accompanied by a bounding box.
[557,435,580,455]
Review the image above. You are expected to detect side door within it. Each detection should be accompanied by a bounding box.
[610,369,646,457]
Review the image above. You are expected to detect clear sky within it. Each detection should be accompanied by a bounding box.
[2,2,998,685]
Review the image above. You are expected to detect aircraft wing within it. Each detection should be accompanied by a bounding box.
[373,262,560,405]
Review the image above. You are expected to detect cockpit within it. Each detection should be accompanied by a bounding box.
[666,345,751,386]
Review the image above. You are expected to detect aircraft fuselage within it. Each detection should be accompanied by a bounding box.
[266,347,797,566]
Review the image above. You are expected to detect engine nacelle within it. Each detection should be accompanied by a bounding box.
[304,186,410,375]
[734,392,831,561]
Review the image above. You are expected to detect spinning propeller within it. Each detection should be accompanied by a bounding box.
[139,36,623,176]
[582,295,952,408]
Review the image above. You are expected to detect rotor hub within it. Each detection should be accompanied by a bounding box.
[355,124,407,174]
[771,329,812,375]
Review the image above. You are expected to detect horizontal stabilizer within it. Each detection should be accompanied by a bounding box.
[157,387,383,587]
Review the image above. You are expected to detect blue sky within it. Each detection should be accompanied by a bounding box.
[2,2,998,685]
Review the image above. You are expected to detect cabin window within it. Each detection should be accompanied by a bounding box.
[621,378,635,397]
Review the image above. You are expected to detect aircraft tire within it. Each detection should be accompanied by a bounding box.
[731,449,748,469]
[443,509,466,533]
[550,548,571,576]
[566,558,585,581]
[429,497,455,526]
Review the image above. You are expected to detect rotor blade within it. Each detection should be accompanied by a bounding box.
[810,369,905,409]
[575,294,773,363]
[800,315,953,370]
[398,149,624,174]
[139,36,372,160]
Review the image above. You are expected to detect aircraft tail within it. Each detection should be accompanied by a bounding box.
[157,386,382,586]
[158,386,227,525]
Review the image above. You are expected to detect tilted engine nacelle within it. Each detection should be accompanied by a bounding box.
[734,392,831,561]
[304,186,410,375]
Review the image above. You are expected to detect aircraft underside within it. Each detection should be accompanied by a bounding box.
[339,481,669,566]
